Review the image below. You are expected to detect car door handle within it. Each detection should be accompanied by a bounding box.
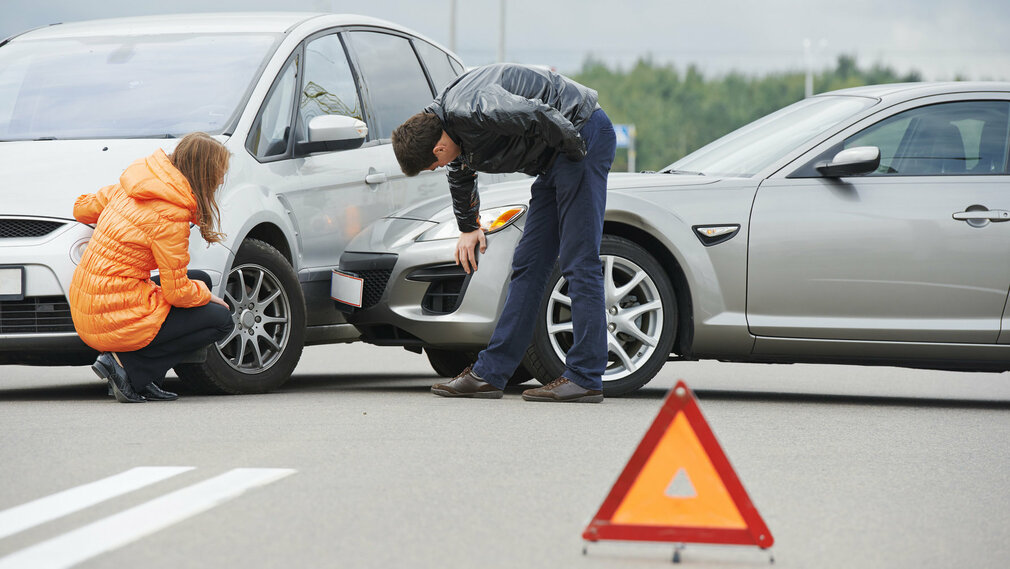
[953,209,1010,222]
[365,172,387,185]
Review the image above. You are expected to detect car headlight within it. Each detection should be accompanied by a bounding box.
[417,205,527,242]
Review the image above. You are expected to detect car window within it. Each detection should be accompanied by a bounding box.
[667,95,875,177]
[413,40,460,94]
[297,33,362,143]
[845,101,1010,175]
[344,31,436,139]
[0,33,278,140]
[247,56,298,159]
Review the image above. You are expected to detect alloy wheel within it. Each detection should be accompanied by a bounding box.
[545,255,664,381]
[218,264,291,374]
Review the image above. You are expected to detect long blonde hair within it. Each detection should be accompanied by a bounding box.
[169,132,229,244]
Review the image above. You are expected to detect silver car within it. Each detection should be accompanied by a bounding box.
[0,13,498,393]
[336,81,1010,396]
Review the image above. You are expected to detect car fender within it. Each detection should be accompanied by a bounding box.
[603,183,758,357]
[188,179,300,294]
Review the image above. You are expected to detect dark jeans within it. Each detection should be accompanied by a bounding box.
[472,108,616,390]
[117,271,233,390]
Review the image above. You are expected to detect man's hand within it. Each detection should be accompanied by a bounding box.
[455,229,487,274]
[209,293,230,309]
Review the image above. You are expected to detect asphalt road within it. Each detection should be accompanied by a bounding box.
[1,344,1009,569]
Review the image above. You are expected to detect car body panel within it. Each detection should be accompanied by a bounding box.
[0,12,469,370]
[750,175,1010,343]
[339,81,1010,385]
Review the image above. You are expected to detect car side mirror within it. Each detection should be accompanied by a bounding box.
[815,146,881,178]
[295,115,368,155]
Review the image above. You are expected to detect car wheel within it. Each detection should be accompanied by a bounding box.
[425,348,534,385]
[175,238,306,394]
[425,348,472,378]
[523,235,677,397]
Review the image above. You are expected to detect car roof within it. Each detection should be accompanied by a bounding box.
[821,81,1010,101]
[8,12,413,40]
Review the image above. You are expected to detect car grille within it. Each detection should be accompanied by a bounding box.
[406,264,469,315]
[0,219,66,239]
[357,269,392,308]
[0,296,76,334]
[421,277,466,314]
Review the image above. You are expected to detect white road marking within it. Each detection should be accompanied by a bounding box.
[0,467,194,540]
[0,468,296,569]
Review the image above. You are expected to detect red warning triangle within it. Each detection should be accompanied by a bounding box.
[583,381,773,549]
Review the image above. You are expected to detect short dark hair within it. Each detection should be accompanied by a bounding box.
[392,112,444,176]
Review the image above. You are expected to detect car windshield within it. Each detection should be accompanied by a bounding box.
[0,33,279,140]
[664,95,876,177]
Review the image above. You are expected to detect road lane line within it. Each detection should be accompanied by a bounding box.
[0,467,194,540]
[0,468,296,569]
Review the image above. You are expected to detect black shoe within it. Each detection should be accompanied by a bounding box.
[92,353,145,403]
[142,383,179,401]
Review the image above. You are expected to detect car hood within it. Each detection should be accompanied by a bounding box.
[385,172,721,224]
[0,139,190,218]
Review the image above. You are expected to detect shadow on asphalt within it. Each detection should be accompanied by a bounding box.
[0,382,108,402]
[692,389,1010,410]
[281,373,435,394]
[4,374,1010,409]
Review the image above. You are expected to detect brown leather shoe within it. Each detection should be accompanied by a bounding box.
[431,366,503,399]
[522,376,603,403]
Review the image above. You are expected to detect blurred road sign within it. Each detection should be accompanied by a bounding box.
[613,124,636,172]
[613,124,634,149]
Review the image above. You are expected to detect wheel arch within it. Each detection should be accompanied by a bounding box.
[603,220,695,359]
[243,222,293,264]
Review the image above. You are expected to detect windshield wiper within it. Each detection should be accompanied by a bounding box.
[661,169,704,175]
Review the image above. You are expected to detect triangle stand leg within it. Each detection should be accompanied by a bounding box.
[672,543,685,563]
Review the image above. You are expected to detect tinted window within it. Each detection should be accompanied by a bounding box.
[297,34,362,142]
[414,40,460,94]
[247,56,298,159]
[344,31,435,139]
[846,101,1010,175]
[0,34,278,140]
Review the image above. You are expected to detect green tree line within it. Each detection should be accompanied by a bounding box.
[573,55,923,171]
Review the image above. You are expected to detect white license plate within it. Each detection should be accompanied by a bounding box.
[331,270,364,308]
[0,266,25,300]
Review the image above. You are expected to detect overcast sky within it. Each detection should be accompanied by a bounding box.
[4,0,1009,80]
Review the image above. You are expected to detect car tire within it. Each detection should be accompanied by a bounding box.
[175,238,306,394]
[522,235,677,397]
[425,348,534,386]
[425,348,473,378]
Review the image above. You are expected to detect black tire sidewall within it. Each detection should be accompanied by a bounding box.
[425,348,474,378]
[176,239,306,394]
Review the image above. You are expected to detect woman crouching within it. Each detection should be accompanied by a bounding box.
[69,132,233,403]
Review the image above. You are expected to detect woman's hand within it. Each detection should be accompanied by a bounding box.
[454,229,487,274]
[209,293,230,309]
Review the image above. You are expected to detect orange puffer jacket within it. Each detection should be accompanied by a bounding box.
[69,149,212,352]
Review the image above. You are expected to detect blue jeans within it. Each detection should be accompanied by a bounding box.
[473,108,616,390]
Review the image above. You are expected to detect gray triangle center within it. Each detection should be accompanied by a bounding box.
[664,467,697,498]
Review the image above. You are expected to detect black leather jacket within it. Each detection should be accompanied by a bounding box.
[425,64,600,232]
